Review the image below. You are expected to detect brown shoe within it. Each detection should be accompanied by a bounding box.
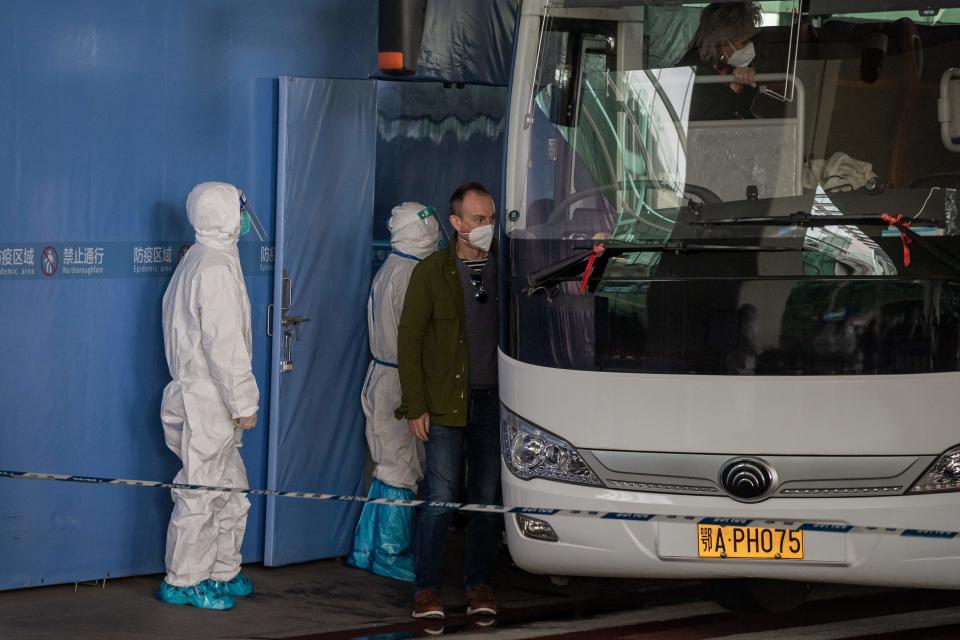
[412,590,444,619]
[466,585,497,616]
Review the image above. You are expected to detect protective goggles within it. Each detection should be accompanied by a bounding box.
[239,189,266,241]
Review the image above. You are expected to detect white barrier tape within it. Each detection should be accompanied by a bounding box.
[1,469,957,540]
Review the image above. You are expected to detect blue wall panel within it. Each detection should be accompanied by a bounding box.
[0,0,376,590]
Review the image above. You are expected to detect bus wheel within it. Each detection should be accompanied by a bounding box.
[710,579,811,613]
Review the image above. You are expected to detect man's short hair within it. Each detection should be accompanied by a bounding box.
[450,182,492,217]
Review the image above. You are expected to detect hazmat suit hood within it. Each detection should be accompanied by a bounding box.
[187,182,242,249]
[389,202,439,259]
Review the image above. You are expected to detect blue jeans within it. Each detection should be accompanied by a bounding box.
[414,389,501,594]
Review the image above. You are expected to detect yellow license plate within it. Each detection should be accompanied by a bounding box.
[697,524,804,560]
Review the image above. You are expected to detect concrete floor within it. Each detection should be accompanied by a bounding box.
[6,537,960,640]
[0,535,675,640]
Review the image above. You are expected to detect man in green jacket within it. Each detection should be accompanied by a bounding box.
[396,182,500,620]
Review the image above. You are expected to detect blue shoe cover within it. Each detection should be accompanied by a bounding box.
[156,580,235,610]
[209,574,254,597]
[346,479,416,582]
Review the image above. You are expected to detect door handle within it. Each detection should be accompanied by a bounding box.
[276,269,310,372]
[283,315,311,341]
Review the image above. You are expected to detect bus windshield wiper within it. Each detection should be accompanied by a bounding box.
[526,240,796,290]
[691,212,941,227]
[691,212,960,276]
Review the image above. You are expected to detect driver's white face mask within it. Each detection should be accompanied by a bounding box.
[727,41,756,68]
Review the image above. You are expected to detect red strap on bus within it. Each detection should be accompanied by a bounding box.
[579,244,605,294]
[882,213,911,267]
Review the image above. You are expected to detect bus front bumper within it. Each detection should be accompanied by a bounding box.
[502,463,960,590]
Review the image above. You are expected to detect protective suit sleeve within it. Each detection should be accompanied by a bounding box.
[197,266,260,419]
[395,263,431,420]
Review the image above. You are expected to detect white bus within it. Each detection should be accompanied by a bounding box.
[499,0,960,609]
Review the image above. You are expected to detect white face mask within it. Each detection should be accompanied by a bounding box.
[726,41,756,68]
[464,224,494,252]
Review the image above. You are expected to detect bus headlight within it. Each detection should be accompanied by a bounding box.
[501,407,602,487]
[910,444,960,493]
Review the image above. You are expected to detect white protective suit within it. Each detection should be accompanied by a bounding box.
[161,182,260,587]
[360,202,439,491]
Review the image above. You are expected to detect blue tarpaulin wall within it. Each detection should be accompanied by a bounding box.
[371,0,516,258]
[371,0,517,86]
[0,0,377,591]
[417,0,518,85]
[373,81,509,259]
[0,0,517,591]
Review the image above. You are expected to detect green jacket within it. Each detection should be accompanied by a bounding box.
[395,236,497,427]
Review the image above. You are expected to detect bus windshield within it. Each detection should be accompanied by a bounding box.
[502,1,960,375]
[507,1,960,279]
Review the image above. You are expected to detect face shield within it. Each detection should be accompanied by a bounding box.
[238,189,267,241]
[415,205,450,244]
[416,204,451,245]
[417,205,438,228]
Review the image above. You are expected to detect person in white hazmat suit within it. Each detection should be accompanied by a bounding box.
[156,182,260,611]
[347,202,440,581]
